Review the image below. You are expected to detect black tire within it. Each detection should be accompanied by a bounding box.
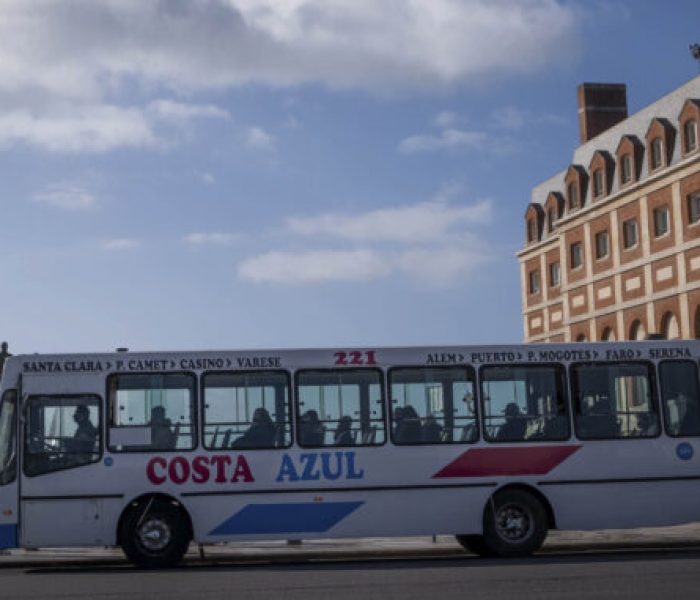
[455,534,495,557]
[120,499,191,569]
[481,489,548,558]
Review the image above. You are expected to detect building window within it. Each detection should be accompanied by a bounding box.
[528,270,541,295]
[527,218,537,243]
[688,192,700,224]
[592,168,604,198]
[570,241,583,269]
[568,182,579,210]
[684,120,698,154]
[549,262,561,287]
[622,218,638,249]
[595,230,609,260]
[653,205,670,238]
[651,137,664,170]
[547,208,555,233]
[621,154,632,185]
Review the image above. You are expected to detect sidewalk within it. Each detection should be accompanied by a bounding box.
[2,523,700,568]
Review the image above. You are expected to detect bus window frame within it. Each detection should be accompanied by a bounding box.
[105,371,198,453]
[200,369,294,451]
[387,364,480,446]
[569,360,661,442]
[658,359,700,438]
[478,362,571,444]
[0,389,18,486]
[22,393,103,478]
[294,366,387,449]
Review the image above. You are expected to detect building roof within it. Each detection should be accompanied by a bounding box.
[531,75,700,206]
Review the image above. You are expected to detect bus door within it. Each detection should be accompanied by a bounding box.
[0,389,18,549]
[19,374,116,548]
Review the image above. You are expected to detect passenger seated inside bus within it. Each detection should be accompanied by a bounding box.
[69,404,97,453]
[232,407,276,449]
[393,405,422,444]
[496,403,527,441]
[299,410,325,446]
[334,416,354,446]
[577,396,619,438]
[150,406,179,450]
[422,415,442,443]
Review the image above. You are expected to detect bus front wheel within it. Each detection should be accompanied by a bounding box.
[120,499,191,568]
[481,489,548,558]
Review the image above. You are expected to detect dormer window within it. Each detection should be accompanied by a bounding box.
[547,208,555,232]
[527,218,537,243]
[621,154,632,185]
[592,168,604,199]
[684,120,697,154]
[568,182,579,210]
[651,137,663,170]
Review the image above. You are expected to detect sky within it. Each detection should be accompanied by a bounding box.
[1,0,699,355]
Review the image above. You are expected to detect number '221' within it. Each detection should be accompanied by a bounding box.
[334,351,377,366]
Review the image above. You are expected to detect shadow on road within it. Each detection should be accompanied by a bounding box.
[22,546,700,577]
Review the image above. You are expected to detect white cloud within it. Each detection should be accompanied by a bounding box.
[238,193,495,286]
[434,111,458,128]
[0,106,156,153]
[102,238,140,250]
[0,1,579,100]
[239,249,390,284]
[33,183,96,210]
[286,198,492,243]
[147,100,230,121]
[398,129,486,154]
[490,106,566,131]
[245,126,276,150]
[200,172,215,185]
[185,232,241,245]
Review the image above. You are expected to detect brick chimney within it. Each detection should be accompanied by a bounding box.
[577,83,628,144]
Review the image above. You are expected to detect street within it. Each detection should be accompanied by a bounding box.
[1,548,699,600]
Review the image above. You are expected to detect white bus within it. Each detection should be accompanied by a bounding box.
[0,341,698,567]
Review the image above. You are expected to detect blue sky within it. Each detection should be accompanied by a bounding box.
[1,0,699,354]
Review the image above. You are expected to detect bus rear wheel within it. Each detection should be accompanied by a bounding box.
[120,499,190,568]
[481,489,548,558]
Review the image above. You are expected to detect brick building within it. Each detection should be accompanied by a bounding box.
[519,76,700,342]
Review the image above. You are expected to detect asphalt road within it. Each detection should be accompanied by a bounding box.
[2,549,700,600]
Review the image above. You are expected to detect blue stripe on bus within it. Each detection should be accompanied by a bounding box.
[0,524,17,549]
[209,501,364,536]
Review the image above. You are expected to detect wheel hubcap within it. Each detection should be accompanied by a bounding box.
[495,503,532,542]
[137,518,172,553]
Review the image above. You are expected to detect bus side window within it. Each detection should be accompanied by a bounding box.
[659,361,700,437]
[572,362,659,440]
[0,390,17,485]
[295,369,386,448]
[202,371,292,450]
[107,373,196,452]
[480,364,569,443]
[389,366,477,445]
[24,395,101,477]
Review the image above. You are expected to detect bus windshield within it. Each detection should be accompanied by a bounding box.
[0,390,17,485]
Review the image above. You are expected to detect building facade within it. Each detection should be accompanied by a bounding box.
[519,77,700,342]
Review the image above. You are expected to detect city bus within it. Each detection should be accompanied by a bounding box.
[0,340,699,568]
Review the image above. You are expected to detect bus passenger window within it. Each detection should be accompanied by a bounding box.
[572,362,658,440]
[203,371,291,450]
[24,395,101,477]
[480,365,569,443]
[107,373,196,452]
[295,369,385,448]
[660,361,700,437]
[389,367,477,445]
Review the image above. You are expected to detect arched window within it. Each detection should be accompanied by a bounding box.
[629,320,646,341]
[660,312,680,340]
[684,119,697,154]
[575,334,586,342]
[601,327,616,342]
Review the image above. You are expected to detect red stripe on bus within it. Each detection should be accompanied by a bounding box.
[432,445,582,478]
